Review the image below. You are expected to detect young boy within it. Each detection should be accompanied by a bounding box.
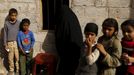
[76,23,99,75]
[17,18,35,75]
[3,8,20,75]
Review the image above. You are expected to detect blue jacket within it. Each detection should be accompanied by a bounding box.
[17,30,35,52]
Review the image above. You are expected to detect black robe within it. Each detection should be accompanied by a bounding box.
[55,5,83,75]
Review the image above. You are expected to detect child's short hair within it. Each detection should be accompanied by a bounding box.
[21,18,30,25]
[19,18,30,30]
[9,8,18,15]
[121,19,134,30]
[102,18,118,32]
[84,23,98,35]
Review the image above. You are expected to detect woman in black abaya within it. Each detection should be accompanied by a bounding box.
[55,5,83,75]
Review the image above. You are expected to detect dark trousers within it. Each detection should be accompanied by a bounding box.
[19,51,33,75]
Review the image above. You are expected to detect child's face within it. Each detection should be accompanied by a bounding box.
[122,25,134,41]
[22,23,29,31]
[9,13,17,22]
[102,26,115,38]
[85,32,96,42]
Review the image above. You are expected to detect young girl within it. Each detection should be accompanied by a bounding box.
[96,18,122,75]
[17,18,35,75]
[120,19,134,75]
[76,23,99,75]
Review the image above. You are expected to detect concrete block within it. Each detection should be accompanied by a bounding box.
[108,0,130,7]
[72,0,94,6]
[85,6,108,18]
[95,0,107,7]
[109,8,130,19]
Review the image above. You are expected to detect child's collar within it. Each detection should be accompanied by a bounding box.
[102,35,114,40]
[9,20,17,24]
[23,30,29,34]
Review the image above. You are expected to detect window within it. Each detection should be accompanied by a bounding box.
[42,0,69,30]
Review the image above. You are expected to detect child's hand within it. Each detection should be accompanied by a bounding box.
[4,45,9,52]
[21,50,26,55]
[85,38,93,48]
[128,56,134,63]
[22,51,26,55]
[29,48,33,52]
[19,48,26,55]
[122,53,134,63]
[85,38,93,55]
[121,53,134,63]
[122,53,129,62]
[96,43,107,56]
[122,53,128,59]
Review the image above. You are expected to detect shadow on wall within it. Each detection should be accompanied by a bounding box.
[42,30,58,56]
[130,0,134,19]
[0,28,9,73]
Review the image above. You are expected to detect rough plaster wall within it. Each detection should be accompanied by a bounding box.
[71,0,134,40]
[0,0,57,73]
[0,0,134,74]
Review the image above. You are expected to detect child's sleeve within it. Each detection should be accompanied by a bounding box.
[3,23,7,46]
[102,39,122,67]
[17,32,22,49]
[86,49,100,65]
[30,32,35,48]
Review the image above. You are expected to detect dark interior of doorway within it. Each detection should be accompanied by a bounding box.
[42,0,69,30]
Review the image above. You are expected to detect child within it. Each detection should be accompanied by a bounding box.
[3,8,20,75]
[76,23,99,75]
[120,19,134,75]
[17,18,35,75]
[96,18,122,75]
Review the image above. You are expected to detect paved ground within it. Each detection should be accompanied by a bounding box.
[0,57,7,75]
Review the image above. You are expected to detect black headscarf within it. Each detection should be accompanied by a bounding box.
[84,23,98,35]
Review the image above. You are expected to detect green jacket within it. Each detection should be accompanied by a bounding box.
[97,36,122,75]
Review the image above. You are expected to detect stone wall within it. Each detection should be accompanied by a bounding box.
[0,0,57,73]
[71,0,134,39]
[0,0,133,74]
[0,0,57,57]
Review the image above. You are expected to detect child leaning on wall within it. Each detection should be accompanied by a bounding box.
[3,8,20,75]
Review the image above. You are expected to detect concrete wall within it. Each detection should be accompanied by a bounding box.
[0,0,57,57]
[71,0,134,39]
[0,0,134,74]
[0,0,57,73]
